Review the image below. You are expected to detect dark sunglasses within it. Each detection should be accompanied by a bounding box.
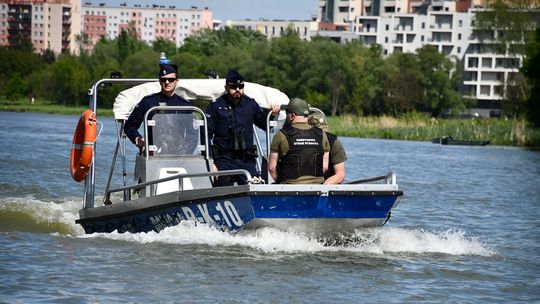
[160,77,177,83]
[228,83,244,90]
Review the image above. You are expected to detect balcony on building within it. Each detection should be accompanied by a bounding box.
[361,36,377,44]
[384,5,396,14]
[463,71,478,82]
[430,32,452,43]
[358,18,378,33]
[430,1,453,12]
[441,45,453,55]
[495,57,520,70]
[461,85,477,98]
[393,33,404,44]
[394,16,413,32]
[466,57,479,68]
[480,71,505,84]
[478,85,491,97]
[481,57,492,69]
[470,30,495,43]
[430,14,453,29]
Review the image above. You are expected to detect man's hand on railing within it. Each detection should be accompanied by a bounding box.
[135,136,145,153]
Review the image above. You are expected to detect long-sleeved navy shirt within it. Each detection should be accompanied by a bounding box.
[205,94,269,152]
[124,92,193,144]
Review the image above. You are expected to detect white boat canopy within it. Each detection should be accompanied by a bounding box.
[113,79,290,121]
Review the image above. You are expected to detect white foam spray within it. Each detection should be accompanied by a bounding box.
[0,197,495,256]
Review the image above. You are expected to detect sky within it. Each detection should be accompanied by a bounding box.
[100,0,319,21]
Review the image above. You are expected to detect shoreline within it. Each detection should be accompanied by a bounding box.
[2,101,539,147]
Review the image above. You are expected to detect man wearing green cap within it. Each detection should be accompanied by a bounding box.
[268,98,330,184]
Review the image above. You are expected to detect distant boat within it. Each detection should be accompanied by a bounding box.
[431,136,490,146]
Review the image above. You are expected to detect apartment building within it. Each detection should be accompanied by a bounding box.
[353,11,521,116]
[353,9,531,115]
[0,0,81,54]
[462,10,525,113]
[318,0,476,21]
[354,11,470,56]
[81,3,213,49]
[0,1,213,53]
[222,19,318,41]
[315,0,533,115]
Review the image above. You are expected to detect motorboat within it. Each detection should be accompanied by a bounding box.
[432,136,490,146]
[73,78,403,236]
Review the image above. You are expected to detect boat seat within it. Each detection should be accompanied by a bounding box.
[134,155,214,197]
[155,167,193,195]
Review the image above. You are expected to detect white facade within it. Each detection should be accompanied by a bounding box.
[353,10,525,112]
[462,29,522,112]
[354,11,470,57]
[222,19,318,41]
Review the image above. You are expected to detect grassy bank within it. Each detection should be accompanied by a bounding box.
[0,99,113,116]
[2,99,539,147]
[326,114,540,147]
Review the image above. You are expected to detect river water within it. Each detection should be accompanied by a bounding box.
[0,111,539,303]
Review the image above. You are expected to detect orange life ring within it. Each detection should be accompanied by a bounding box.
[70,110,97,182]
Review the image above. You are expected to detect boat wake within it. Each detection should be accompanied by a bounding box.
[0,196,84,235]
[0,197,494,257]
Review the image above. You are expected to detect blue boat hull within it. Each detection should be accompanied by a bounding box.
[77,185,402,235]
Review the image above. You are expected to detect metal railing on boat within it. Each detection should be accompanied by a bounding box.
[346,171,397,185]
[104,169,252,205]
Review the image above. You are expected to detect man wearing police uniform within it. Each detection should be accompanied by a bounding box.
[205,69,280,186]
[308,113,347,184]
[124,64,195,153]
[268,98,330,184]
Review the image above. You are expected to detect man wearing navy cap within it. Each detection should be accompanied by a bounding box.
[124,64,195,154]
[205,69,280,186]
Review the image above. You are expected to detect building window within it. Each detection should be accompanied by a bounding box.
[421,22,425,29]
[385,24,389,30]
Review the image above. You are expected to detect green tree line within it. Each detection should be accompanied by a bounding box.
[1,18,538,126]
[0,29,469,116]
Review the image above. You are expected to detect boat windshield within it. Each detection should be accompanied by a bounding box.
[149,111,200,157]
